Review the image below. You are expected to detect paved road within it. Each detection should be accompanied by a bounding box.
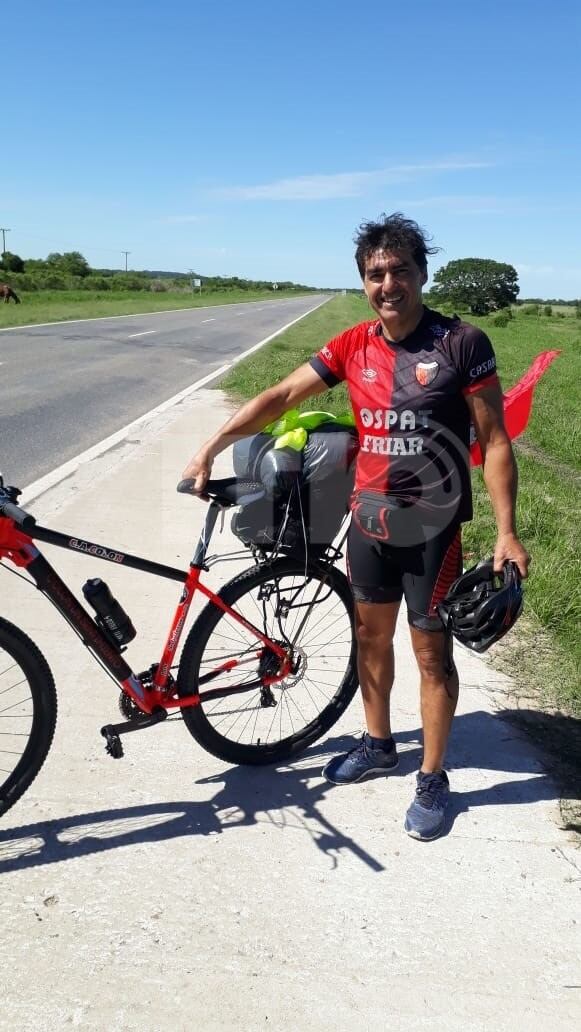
[0,296,329,487]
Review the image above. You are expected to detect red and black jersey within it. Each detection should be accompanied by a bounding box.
[310,306,499,523]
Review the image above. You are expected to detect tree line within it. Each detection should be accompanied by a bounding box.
[0,250,315,295]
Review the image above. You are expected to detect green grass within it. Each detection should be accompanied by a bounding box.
[221,294,367,410]
[220,294,581,714]
[0,288,313,329]
[473,311,580,471]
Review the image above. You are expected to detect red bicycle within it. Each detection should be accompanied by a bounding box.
[0,475,357,819]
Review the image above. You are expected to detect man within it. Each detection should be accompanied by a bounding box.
[182,213,529,841]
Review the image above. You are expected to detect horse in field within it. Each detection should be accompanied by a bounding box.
[0,284,20,303]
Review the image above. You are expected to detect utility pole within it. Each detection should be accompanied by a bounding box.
[121,251,131,272]
[0,228,10,255]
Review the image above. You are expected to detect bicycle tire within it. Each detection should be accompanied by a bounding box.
[178,557,357,764]
[0,618,57,819]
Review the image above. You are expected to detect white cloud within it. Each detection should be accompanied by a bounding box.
[399,195,507,214]
[212,160,493,202]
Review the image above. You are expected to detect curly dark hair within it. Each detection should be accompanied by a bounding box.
[354,212,439,278]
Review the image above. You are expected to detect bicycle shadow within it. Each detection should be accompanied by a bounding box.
[0,709,567,873]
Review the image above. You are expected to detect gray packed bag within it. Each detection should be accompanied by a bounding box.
[302,424,359,482]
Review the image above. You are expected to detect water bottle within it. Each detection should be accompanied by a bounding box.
[82,578,136,647]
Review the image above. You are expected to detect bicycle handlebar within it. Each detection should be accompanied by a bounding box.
[0,498,36,532]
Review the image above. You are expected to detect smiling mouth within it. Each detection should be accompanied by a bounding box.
[380,295,404,306]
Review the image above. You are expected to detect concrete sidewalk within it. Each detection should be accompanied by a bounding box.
[0,388,579,1032]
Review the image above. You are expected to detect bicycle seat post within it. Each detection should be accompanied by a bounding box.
[191,500,222,568]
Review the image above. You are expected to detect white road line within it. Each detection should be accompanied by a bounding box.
[201,318,215,323]
[20,296,331,505]
[128,330,156,338]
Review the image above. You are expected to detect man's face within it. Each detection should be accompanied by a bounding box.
[363,248,427,324]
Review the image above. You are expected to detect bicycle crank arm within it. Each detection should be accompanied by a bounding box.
[100,709,168,758]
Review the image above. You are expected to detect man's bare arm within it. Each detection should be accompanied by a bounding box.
[466,383,530,577]
[182,363,327,490]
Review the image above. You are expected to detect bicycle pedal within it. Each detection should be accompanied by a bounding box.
[102,729,124,759]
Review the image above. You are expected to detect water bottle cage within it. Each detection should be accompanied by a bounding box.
[94,615,129,652]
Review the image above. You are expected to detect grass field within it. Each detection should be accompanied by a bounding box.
[0,288,312,329]
[220,295,581,715]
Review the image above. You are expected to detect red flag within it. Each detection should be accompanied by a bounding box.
[470,349,561,467]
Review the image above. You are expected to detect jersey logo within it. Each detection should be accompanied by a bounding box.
[362,368,378,381]
[415,360,439,386]
[321,345,333,360]
[430,323,449,339]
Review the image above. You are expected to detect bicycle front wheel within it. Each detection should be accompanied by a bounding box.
[178,557,357,764]
[0,618,57,819]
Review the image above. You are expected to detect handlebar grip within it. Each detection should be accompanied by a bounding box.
[0,501,36,532]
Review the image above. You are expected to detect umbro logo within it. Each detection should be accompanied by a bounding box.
[362,368,378,381]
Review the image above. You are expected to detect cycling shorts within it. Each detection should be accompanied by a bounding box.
[346,514,462,631]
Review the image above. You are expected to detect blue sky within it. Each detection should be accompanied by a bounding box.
[4,0,580,297]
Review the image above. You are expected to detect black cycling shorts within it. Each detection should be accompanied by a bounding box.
[346,513,462,631]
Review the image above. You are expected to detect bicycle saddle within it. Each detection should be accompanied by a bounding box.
[176,477,264,507]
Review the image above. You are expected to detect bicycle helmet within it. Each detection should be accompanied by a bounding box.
[437,559,523,653]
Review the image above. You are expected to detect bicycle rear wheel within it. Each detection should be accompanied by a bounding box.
[0,618,57,819]
[178,557,357,764]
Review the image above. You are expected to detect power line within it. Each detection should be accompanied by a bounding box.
[0,228,10,255]
[121,251,131,272]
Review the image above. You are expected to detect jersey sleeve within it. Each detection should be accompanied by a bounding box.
[309,330,349,387]
[456,325,500,395]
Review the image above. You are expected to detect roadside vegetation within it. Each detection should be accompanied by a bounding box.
[0,288,314,329]
[220,294,581,716]
[0,249,318,328]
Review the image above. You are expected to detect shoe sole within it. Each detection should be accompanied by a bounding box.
[323,758,399,785]
[404,823,444,841]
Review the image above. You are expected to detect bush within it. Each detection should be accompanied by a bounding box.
[575,306,581,319]
[492,312,510,327]
[520,304,540,316]
[82,276,112,291]
[149,279,168,292]
[0,251,25,273]
[544,305,553,317]
[555,312,566,319]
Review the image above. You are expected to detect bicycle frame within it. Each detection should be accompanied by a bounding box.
[0,500,291,715]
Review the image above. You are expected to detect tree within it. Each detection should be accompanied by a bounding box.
[431,258,519,315]
[0,251,25,273]
[47,251,91,277]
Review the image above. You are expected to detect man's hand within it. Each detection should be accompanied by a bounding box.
[493,532,530,578]
[181,448,213,494]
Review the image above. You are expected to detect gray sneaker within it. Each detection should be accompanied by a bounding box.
[323,733,399,785]
[404,770,450,840]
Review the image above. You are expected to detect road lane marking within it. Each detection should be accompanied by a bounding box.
[20,296,331,504]
[128,330,156,338]
[201,318,215,323]
[0,295,324,333]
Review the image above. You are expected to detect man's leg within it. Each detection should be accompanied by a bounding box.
[409,626,458,773]
[355,600,401,738]
[402,523,462,838]
[322,523,402,785]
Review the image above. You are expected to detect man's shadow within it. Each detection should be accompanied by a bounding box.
[0,709,574,873]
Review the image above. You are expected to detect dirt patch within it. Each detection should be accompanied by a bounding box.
[514,437,581,482]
